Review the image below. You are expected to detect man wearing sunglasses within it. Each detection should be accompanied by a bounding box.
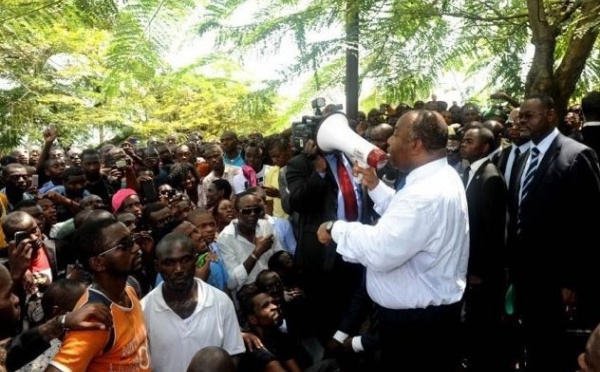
[46,217,151,372]
[216,191,283,293]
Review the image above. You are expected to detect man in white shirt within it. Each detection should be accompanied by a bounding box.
[141,233,245,372]
[317,110,469,371]
[216,191,283,293]
[200,144,239,208]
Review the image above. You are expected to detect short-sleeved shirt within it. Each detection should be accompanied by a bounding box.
[49,286,151,372]
[141,278,245,372]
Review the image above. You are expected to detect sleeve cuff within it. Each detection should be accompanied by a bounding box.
[351,336,364,352]
[333,331,349,344]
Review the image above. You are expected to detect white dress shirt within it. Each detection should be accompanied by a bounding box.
[463,157,487,189]
[504,142,531,185]
[519,128,559,204]
[217,219,283,291]
[331,158,469,309]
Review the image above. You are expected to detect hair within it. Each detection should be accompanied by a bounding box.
[13,199,40,211]
[233,190,255,210]
[187,207,209,223]
[268,250,291,272]
[155,232,195,260]
[211,179,232,200]
[582,91,600,120]
[81,148,99,159]
[255,269,278,288]
[265,135,287,151]
[409,110,448,151]
[186,346,235,372]
[221,130,238,140]
[63,166,85,180]
[525,94,555,110]
[1,211,32,241]
[2,163,26,178]
[467,126,496,156]
[73,210,95,229]
[73,217,118,270]
[41,279,86,318]
[169,162,199,190]
[236,283,263,318]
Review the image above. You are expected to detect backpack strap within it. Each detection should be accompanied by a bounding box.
[84,289,116,354]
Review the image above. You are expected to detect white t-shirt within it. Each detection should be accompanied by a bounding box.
[141,278,245,372]
[232,164,271,194]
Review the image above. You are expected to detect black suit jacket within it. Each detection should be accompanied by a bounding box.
[465,159,507,283]
[286,152,369,271]
[495,145,513,176]
[582,125,600,158]
[507,133,600,324]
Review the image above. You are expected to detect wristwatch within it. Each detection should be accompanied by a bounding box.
[325,220,335,234]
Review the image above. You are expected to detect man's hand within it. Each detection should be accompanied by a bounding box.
[352,161,379,190]
[65,303,112,331]
[8,239,33,283]
[43,125,58,144]
[254,235,274,257]
[262,185,280,198]
[242,331,264,352]
[304,139,327,173]
[317,222,333,245]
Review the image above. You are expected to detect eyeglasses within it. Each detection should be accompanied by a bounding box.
[518,111,547,121]
[240,206,262,215]
[99,233,140,256]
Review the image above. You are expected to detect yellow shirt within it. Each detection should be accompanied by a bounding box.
[264,166,288,219]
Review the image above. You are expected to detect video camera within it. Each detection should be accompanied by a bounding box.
[291,98,343,154]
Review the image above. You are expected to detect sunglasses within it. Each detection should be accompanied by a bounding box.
[240,206,262,215]
[98,233,140,256]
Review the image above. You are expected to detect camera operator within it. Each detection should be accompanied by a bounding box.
[285,111,366,345]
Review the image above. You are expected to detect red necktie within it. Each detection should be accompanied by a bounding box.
[337,154,358,221]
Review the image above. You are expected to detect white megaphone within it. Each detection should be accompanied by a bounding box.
[316,112,388,169]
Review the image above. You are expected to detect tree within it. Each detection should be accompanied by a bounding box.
[0,0,280,149]
[197,0,600,119]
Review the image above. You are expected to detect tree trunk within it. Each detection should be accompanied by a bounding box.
[552,0,600,121]
[345,0,359,121]
[524,0,558,97]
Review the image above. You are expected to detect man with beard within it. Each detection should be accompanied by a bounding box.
[43,167,88,222]
[46,217,151,372]
[141,233,244,372]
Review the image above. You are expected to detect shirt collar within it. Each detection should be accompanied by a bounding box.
[469,157,488,174]
[153,278,213,313]
[582,121,600,128]
[406,158,447,186]
[533,127,559,156]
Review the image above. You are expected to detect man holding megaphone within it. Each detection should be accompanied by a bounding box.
[316,110,470,371]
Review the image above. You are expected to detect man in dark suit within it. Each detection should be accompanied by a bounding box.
[581,91,600,157]
[285,136,364,344]
[507,94,600,372]
[460,125,508,372]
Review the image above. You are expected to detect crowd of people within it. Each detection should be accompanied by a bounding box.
[0,91,600,372]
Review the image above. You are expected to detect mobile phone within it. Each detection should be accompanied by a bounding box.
[196,252,209,267]
[31,174,39,188]
[115,159,127,169]
[14,231,28,246]
[141,179,158,202]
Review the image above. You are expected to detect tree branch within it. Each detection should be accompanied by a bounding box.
[437,11,528,23]
[554,0,583,26]
[0,0,64,24]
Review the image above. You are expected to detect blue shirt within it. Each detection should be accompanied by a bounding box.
[223,152,245,167]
